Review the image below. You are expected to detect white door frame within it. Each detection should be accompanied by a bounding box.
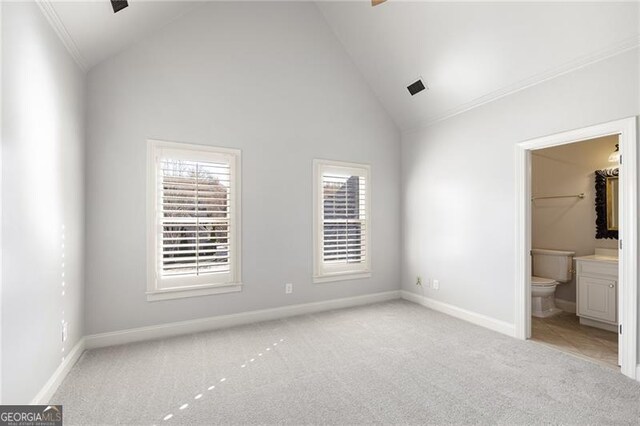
[0,1,4,403]
[515,117,637,380]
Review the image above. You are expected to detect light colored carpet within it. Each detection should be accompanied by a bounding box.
[52,300,640,425]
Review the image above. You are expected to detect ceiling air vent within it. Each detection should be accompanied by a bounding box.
[111,0,129,13]
[407,79,426,96]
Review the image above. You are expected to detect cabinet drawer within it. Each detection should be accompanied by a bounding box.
[578,261,618,278]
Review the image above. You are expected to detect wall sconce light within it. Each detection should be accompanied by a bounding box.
[608,144,620,164]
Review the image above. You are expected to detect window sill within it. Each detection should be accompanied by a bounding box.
[147,283,242,302]
[313,272,371,284]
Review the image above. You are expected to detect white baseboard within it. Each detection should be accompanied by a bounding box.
[400,290,516,337]
[555,298,576,314]
[31,291,400,403]
[86,290,401,349]
[31,338,85,405]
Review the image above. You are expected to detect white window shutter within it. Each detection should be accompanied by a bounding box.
[314,160,371,283]
[147,140,242,300]
[159,158,232,277]
[321,173,367,264]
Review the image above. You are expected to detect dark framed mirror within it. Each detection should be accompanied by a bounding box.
[595,168,618,239]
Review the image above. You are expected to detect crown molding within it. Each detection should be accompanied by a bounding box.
[404,34,640,134]
[35,0,87,72]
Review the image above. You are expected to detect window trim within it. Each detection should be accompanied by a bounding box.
[313,159,371,284]
[146,139,242,302]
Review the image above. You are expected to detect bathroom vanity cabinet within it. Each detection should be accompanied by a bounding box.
[575,251,618,332]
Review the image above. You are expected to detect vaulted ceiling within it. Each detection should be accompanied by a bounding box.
[317,1,640,130]
[40,1,640,131]
[39,1,197,70]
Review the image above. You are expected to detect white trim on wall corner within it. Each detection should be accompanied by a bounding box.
[85,291,400,349]
[400,290,516,338]
[404,35,640,133]
[31,338,85,405]
[35,0,88,72]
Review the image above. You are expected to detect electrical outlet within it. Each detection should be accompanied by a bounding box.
[62,322,68,342]
[416,276,422,286]
[432,279,440,290]
[285,283,293,294]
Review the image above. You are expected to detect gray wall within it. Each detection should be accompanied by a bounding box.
[401,49,638,333]
[85,2,401,334]
[1,2,85,403]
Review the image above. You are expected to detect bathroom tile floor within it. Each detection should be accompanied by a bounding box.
[531,311,618,369]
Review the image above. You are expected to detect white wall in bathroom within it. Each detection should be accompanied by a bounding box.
[532,136,619,303]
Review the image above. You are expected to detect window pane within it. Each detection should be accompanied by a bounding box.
[160,158,231,277]
[322,174,366,264]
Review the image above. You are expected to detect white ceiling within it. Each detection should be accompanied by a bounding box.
[42,1,639,131]
[316,1,640,130]
[45,1,199,69]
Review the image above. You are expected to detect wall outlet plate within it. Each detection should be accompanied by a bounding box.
[285,283,293,294]
[432,279,440,290]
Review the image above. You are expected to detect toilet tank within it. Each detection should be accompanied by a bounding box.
[532,248,575,282]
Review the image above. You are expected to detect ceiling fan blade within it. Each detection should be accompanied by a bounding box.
[372,0,387,6]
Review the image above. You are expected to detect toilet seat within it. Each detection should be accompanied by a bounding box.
[531,276,557,286]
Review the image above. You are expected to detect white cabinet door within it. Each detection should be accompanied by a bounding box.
[578,276,616,323]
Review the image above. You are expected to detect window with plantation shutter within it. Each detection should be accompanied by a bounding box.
[313,160,371,283]
[147,140,242,301]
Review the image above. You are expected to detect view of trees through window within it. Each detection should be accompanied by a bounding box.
[160,159,231,276]
[322,174,366,264]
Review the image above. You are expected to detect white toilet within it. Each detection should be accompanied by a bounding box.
[531,248,575,318]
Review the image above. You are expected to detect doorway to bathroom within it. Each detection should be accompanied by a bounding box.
[531,136,620,369]
[515,117,638,380]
